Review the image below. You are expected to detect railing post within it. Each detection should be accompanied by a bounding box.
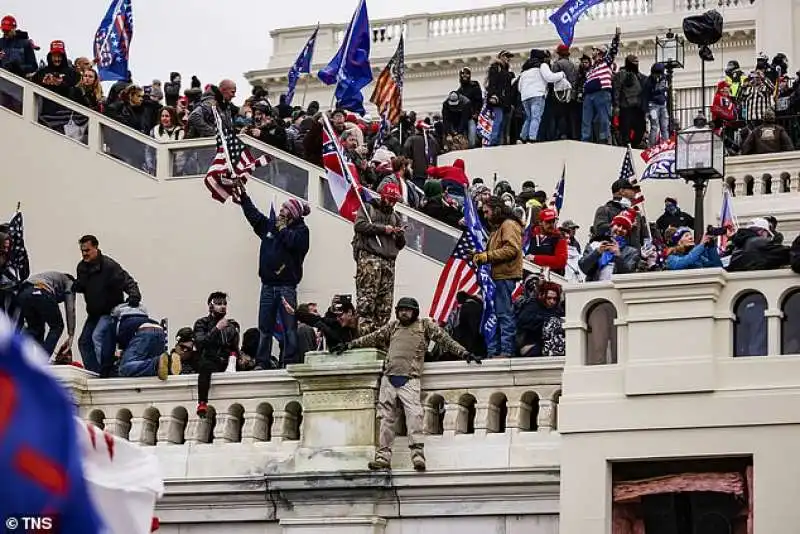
[21,83,36,123]
[504,4,528,31]
[155,145,170,181]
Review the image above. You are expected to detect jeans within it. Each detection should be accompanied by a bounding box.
[648,103,670,146]
[256,284,298,369]
[467,118,477,148]
[16,285,64,356]
[582,90,612,142]
[489,106,505,146]
[521,96,546,141]
[119,329,165,377]
[78,315,116,375]
[487,279,519,357]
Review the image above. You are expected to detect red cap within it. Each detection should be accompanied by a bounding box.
[556,44,570,55]
[1,15,16,32]
[380,182,402,202]
[611,209,636,232]
[49,40,66,55]
[415,120,431,130]
[539,208,558,222]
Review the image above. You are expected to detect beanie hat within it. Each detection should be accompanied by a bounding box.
[668,226,693,246]
[611,209,636,232]
[556,44,570,55]
[282,198,310,219]
[423,179,443,200]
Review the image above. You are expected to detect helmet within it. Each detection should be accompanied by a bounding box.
[395,297,420,312]
[380,182,402,203]
[494,180,513,197]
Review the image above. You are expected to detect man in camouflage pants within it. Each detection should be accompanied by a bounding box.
[352,182,406,335]
[334,297,481,471]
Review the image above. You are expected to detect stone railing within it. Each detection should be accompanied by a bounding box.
[563,269,800,399]
[725,152,800,197]
[55,350,563,472]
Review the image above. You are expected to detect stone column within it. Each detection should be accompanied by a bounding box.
[287,349,385,471]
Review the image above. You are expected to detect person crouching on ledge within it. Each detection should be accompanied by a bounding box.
[112,303,175,380]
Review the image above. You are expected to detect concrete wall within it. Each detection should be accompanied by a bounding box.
[0,109,443,346]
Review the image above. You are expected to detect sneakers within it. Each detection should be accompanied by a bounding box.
[196,402,208,418]
[368,457,391,470]
[156,353,169,381]
[412,455,427,472]
[169,352,182,375]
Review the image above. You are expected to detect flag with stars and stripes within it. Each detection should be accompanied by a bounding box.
[6,211,30,282]
[618,145,645,210]
[429,197,496,346]
[551,164,566,214]
[93,0,134,82]
[204,107,270,204]
[370,35,405,125]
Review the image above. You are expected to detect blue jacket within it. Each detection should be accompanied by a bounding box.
[0,31,37,76]
[666,243,723,270]
[241,194,310,286]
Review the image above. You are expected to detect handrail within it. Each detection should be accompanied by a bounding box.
[0,67,564,283]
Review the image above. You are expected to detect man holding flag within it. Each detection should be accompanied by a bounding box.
[318,0,372,114]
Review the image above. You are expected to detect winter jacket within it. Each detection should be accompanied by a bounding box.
[450,295,486,357]
[485,217,524,280]
[254,122,288,151]
[193,314,240,368]
[642,74,668,106]
[579,240,640,281]
[791,235,800,274]
[114,308,160,351]
[711,92,737,129]
[516,299,564,357]
[105,100,158,134]
[458,79,484,117]
[426,159,469,188]
[486,60,515,108]
[240,194,309,287]
[32,53,79,115]
[593,199,646,249]
[0,31,37,76]
[150,124,185,141]
[352,200,406,261]
[163,74,181,107]
[74,252,141,318]
[420,198,462,229]
[519,62,565,101]
[552,58,578,87]
[24,271,76,336]
[403,133,439,179]
[656,208,694,236]
[726,228,790,272]
[526,227,568,270]
[442,95,471,134]
[295,309,357,349]
[741,123,795,155]
[186,88,233,138]
[665,243,723,270]
[71,86,103,113]
[613,63,647,109]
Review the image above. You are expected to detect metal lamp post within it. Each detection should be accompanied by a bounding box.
[655,30,685,134]
[675,115,725,239]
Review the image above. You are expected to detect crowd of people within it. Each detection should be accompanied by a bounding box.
[6,13,800,470]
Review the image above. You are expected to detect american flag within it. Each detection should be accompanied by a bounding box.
[204,107,270,203]
[718,185,737,253]
[7,211,30,281]
[619,145,645,210]
[430,198,497,346]
[477,105,494,146]
[369,35,404,125]
[551,164,566,213]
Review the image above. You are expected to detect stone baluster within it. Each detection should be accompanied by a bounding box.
[157,415,176,446]
[213,413,234,444]
[506,401,523,434]
[537,400,555,433]
[791,173,800,192]
[442,403,461,437]
[103,417,130,440]
[753,175,765,196]
[184,417,202,445]
[766,309,783,356]
[241,412,270,444]
[270,413,290,444]
[473,402,490,437]
[771,174,783,195]
[128,417,147,444]
[734,176,746,197]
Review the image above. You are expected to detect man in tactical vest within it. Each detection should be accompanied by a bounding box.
[333,297,482,472]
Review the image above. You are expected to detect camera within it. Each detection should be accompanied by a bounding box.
[706,225,727,237]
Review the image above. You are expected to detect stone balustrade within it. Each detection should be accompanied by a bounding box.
[725,152,800,197]
[54,351,564,474]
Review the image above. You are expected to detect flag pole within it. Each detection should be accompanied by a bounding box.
[628,144,652,243]
[322,113,382,247]
[212,106,235,176]
[301,74,310,108]
[15,201,20,212]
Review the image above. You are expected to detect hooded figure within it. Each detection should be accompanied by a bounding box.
[164,72,182,107]
[32,41,78,119]
[0,15,37,76]
[613,54,647,147]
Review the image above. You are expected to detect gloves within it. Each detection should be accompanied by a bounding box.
[472,252,489,265]
[465,352,483,365]
[330,343,349,355]
[127,296,141,308]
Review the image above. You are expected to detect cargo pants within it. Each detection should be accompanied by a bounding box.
[375,375,425,463]
[355,251,395,335]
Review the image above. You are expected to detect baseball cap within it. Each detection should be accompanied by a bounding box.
[49,40,66,55]
[539,208,558,222]
[1,15,17,32]
[560,219,580,230]
[498,49,514,59]
[611,178,636,193]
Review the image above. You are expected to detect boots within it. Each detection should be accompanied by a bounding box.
[368,457,391,470]
[412,455,426,472]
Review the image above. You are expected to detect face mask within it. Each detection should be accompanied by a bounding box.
[619,198,632,209]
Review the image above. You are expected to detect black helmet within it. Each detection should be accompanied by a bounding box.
[395,297,420,312]
[176,327,194,343]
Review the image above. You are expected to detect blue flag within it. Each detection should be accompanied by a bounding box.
[549,0,603,46]
[0,314,104,531]
[286,26,318,106]
[464,197,497,346]
[318,0,373,114]
[93,0,134,82]
[553,165,566,213]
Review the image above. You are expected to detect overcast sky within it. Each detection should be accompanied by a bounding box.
[2,0,508,98]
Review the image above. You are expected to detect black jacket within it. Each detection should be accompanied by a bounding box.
[0,30,38,76]
[451,296,486,357]
[486,60,515,109]
[727,228,790,272]
[791,235,800,274]
[656,209,695,236]
[33,53,79,117]
[516,299,564,357]
[592,199,646,249]
[193,314,240,368]
[295,309,357,348]
[457,79,483,117]
[74,253,141,318]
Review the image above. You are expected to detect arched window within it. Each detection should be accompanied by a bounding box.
[781,290,800,355]
[733,292,767,357]
[586,301,618,365]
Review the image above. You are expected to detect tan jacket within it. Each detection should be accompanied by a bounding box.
[486,218,523,280]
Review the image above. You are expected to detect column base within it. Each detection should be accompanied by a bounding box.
[280,516,386,534]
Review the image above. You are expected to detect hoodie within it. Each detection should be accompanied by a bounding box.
[33,51,78,102]
[0,30,37,76]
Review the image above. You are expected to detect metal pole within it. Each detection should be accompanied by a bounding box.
[693,178,706,241]
[667,65,675,135]
[701,57,706,118]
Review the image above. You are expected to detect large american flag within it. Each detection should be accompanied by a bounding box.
[619,145,645,210]
[7,211,30,281]
[204,107,270,203]
[369,35,404,125]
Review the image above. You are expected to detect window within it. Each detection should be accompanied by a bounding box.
[733,292,767,357]
[585,301,618,365]
[781,290,800,355]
